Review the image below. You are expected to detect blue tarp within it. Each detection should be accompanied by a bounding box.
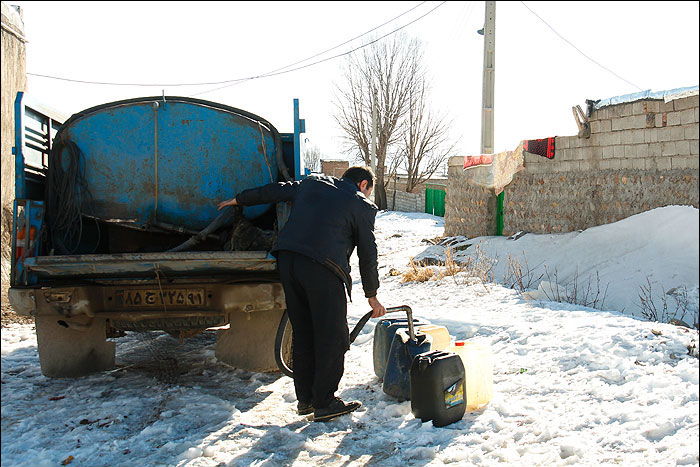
[594,85,699,109]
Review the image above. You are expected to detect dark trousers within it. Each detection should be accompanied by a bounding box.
[277,250,349,409]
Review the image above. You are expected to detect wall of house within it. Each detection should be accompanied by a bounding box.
[321,160,446,214]
[1,2,26,295]
[2,3,25,212]
[320,160,349,178]
[445,94,699,237]
[386,175,448,194]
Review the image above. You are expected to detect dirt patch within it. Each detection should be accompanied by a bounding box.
[1,300,33,327]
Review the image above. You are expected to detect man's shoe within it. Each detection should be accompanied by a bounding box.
[297,401,314,415]
[313,398,362,422]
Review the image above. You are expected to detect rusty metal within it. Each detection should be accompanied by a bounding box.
[22,251,277,278]
[9,281,285,331]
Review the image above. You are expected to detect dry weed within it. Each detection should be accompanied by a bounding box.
[503,253,543,292]
[443,247,463,277]
[401,258,434,283]
[541,266,608,310]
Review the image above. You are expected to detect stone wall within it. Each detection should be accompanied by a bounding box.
[446,93,699,237]
[1,3,25,212]
[1,2,26,297]
[445,169,497,236]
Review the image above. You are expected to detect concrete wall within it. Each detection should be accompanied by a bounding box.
[385,174,446,214]
[386,188,425,213]
[446,94,699,237]
[1,2,26,293]
[385,174,447,194]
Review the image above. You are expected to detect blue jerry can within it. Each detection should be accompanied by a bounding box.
[382,328,432,400]
[373,317,430,380]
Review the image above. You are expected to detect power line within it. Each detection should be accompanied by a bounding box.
[192,1,447,97]
[247,1,430,78]
[25,1,432,89]
[519,1,644,92]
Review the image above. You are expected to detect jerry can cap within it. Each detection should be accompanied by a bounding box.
[454,340,465,346]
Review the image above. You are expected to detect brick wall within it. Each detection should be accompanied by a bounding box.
[320,160,349,178]
[446,93,699,237]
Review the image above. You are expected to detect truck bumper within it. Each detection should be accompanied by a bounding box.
[8,281,286,324]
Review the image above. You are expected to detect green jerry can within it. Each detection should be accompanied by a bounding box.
[410,350,466,427]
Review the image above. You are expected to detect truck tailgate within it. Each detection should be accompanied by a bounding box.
[23,251,276,278]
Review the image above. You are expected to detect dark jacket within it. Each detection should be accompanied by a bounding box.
[236,174,379,299]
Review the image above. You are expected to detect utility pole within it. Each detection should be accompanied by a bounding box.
[480,1,495,156]
[479,1,502,235]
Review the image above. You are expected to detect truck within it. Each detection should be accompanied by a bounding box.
[8,93,301,378]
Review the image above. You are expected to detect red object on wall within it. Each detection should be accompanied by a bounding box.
[524,137,556,159]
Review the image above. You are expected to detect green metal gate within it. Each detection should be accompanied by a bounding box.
[425,184,446,217]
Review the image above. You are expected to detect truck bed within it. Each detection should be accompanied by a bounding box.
[22,251,277,279]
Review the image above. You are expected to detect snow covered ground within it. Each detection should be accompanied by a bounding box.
[2,207,698,466]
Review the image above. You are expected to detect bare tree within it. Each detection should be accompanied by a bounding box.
[333,34,423,209]
[303,144,321,173]
[400,81,456,193]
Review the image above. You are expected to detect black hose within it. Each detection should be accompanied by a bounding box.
[274,310,294,378]
[166,205,241,253]
[274,305,413,378]
[349,305,413,346]
[46,138,101,254]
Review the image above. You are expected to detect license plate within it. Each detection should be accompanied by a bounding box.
[117,288,206,308]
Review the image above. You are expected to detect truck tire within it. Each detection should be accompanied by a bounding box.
[35,315,116,378]
[274,310,294,378]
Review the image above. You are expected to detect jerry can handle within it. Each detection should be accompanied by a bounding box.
[386,305,415,341]
[349,305,414,347]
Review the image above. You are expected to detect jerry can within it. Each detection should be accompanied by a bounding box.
[373,317,430,380]
[445,340,494,412]
[416,324,451,351]
[382,328,432,400]
[410,350,466,427]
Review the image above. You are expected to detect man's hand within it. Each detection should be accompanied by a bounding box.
[217,197,238,211]
[368,296,386,318]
